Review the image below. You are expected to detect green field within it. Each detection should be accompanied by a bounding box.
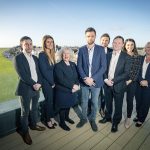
[0,48,18,103]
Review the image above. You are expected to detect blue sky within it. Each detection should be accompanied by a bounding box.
[0,0,150,47]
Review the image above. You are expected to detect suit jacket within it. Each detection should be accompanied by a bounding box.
[38,52,54,86]
[14,52,42,97]
[138,56,150,88]
[54,60,79,92]
[77,44,107,88]
[106,47,113,53]
[104,51,130,93]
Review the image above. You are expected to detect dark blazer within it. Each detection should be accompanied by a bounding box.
[138,56,150,87]
[14,52,42,97]
[38,52,54,86]
[54,60,79,92]
[104,51,130,93]
[77,44,107,88]
[107,47,113,53]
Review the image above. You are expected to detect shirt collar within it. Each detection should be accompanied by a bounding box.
[23,50,32,57]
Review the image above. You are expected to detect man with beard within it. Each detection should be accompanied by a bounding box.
[76,27,107,131]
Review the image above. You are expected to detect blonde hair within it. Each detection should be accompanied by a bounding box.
[55,47,74,63]
[145,42,150,48]
[42,35,56,64]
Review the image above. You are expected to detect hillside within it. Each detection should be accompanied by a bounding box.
[0,48,18,103]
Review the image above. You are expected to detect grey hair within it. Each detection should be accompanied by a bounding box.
[55,47,74,63]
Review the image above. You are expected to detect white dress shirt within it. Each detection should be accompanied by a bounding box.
[87,45,95,77]
[142,57,149,79]
[23,50,38,82]
[108,50,121,80]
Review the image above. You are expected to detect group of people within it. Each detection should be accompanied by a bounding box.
[13,27,150,145]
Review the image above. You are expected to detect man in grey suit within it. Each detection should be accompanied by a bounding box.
[14,36,45,145]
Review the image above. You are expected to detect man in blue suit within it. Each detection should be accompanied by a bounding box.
[76,27,107,131]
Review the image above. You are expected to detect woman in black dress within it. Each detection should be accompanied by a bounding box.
[54,47,80,131]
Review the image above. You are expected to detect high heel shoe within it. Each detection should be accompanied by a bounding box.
[53,122,57,126]
[47,121,55,129]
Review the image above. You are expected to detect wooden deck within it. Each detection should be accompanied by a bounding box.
[0,99,150,150]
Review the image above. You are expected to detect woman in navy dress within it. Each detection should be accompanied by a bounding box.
[39,35,57,129]
[54,47,80,131]
[135,42,150,127]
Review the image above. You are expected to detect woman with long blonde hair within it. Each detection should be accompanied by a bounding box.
[39,35,57,129]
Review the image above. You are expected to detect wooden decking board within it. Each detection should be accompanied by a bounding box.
[0,106,150,150]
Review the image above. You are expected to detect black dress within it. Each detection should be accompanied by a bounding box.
[54,60,79,109]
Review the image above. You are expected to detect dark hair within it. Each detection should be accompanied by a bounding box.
[100,33,110,41]
[123,38,138,55]
[19,36,32,50]
[113,36,124,43]
[20,36,32,44]
[85,27,96,35]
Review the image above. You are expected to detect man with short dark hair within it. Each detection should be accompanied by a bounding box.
[99,36,130,132]
[76,27,107,131]
[14,36,45,145]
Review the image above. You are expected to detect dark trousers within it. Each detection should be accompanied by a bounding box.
[99,87,105,111]
[126,81,138,118]
[59,108,70,124]
[19,92,39,134]
[42,85,55,122]
[136,85,150,123]
[105,86,124,124]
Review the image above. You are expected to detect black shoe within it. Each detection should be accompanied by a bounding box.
[99,109,105,118]
[133,117,138,122]
[16,129,32,145]
[90,121,98,132]
[65,118,75,124]
[30,125,46,131]
[99,118,111,124]
[135,122,142,127]
[59,123,70,131]
[111,124,118,133]
[76,119,87,128]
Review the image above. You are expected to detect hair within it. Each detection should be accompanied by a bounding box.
[85,27,96,35]
[123,38,138,55]
[20,36,32,50]
[100,33,110,41]
[56,47,74,62]
[42,35,55,64]
[113,35,124,43]
[145,42,150,48]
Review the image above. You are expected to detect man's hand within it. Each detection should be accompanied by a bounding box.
[84,77,94,86]
[33,83,41,91]
[104,79,114,87]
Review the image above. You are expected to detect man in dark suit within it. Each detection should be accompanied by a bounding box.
[99,33,113,118]
[14,36,45,145]
[76,27,107,131]
[99,36,130,132]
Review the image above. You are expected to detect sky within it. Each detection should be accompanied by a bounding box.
[0,0,150,48]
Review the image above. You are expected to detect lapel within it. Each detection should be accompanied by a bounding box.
[21,53,31,74]
[84,46,89,67]
[91,45,98,69]
[114,52,124,76]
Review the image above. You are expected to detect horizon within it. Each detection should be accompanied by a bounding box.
[0,0,150,47]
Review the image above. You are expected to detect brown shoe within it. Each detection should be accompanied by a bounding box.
[30,125,46,131]
[17,129,32,145]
